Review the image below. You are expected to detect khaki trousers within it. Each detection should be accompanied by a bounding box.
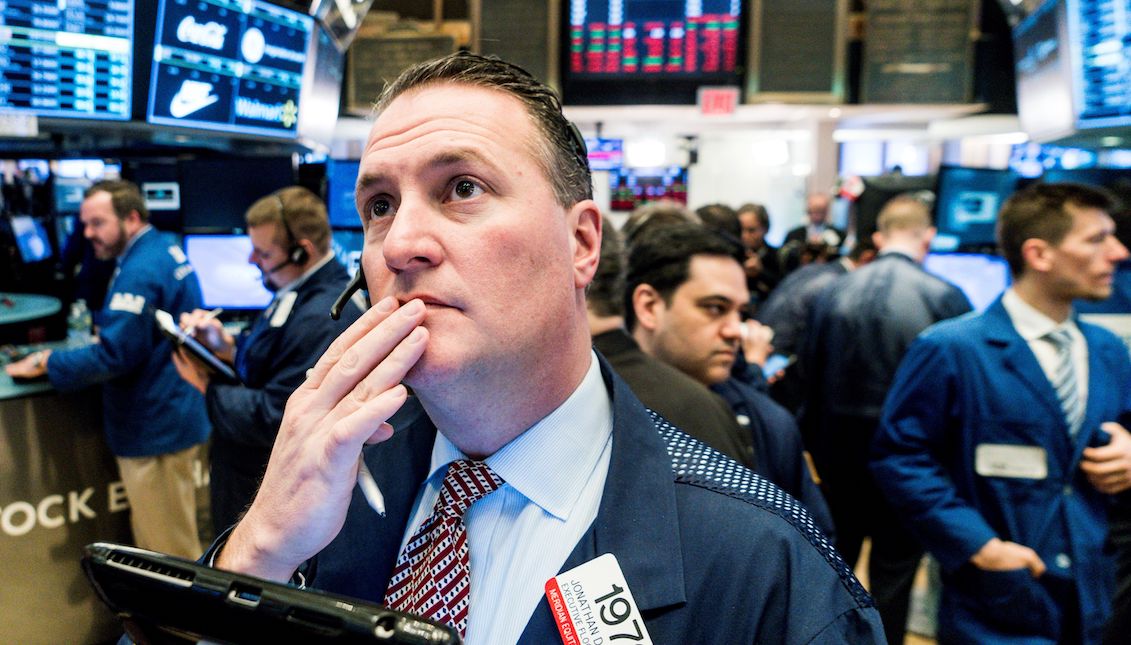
[115,443,203,559]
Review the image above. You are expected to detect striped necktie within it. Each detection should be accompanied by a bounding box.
[1046,329,1084,436]
[383,460,503,638]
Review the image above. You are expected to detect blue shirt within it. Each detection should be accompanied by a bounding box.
[401,352,612,645]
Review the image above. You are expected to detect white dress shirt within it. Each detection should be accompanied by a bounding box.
[400,352,614,644]
[1002,288,1089,405]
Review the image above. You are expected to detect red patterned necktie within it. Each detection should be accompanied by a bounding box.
[383,459,504,638]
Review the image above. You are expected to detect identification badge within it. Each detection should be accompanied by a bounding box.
[975,443,1048,480]
[269,291,297,328]
[545,553,652,645]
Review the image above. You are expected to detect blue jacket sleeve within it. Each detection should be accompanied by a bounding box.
[870,333,998,572]
[48,269,166,392]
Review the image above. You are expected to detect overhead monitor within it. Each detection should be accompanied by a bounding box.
[1072,0,1130,131]
[561,0,746,104]
[184,234,273,310]
[934,166,1021,250]
[924,252,1012,312]
[585,138,624,171]
[326,159,361,229]
[1012,0,1075,142]
[148,0,314,138]
[0,1,132,120]
[296,25,345,151]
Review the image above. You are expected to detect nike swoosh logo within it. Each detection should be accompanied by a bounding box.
[169,83,219,118]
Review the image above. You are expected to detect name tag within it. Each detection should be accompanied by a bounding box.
[975,444,1048,480]
[269,291,297,328]
[545,554,652,645]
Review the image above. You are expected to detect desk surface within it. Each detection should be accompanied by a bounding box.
[0,292,61,325]
[1,332,95,401]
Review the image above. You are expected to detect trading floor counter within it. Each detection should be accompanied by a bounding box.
[1,340,131,644]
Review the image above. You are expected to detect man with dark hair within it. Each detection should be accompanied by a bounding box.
[206,52,881,643]
[172,186,363,534]
[873,183,1131,644]
[6,179,210,558]
[737,202,783,306]
[696,202,742,240]
[587,220,756,467]
[626,222,835,537]
[803,195,972,644]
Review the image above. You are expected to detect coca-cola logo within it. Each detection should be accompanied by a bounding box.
[176,15,227,51]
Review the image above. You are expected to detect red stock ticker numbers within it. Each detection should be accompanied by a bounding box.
[569,1,741,76]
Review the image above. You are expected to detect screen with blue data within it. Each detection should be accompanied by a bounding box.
[184,234,273,310]
[326,159,361,229]
[935,166,1021,249]
[924,252,1011,312]
[0,0,133,120]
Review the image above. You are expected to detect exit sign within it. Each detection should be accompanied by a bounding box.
[698,87,740,115]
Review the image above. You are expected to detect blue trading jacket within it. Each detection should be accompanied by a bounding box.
[872,298,1131,644]
[48,228,210,457]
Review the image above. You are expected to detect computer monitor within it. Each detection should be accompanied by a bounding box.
[184,235,273,310]
[934,166,1021,250]
[10,215,54,263]
[331,229,365,275]
[924,252,1012,312]
[326,160,361,229]
[585,138,624,171]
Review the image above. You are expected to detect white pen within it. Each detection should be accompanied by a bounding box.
[356,454,386,516]
[199,307,224,324]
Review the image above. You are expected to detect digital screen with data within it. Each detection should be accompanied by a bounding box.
[147,0,312,138]
[1074,0,1130,129]
[567,0,741,77]
[0,0,133,120]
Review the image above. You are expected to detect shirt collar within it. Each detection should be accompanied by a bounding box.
[118,225,153,263]
[1002,287,1079,341]
[274,251,336,297]
[427,351,612,521]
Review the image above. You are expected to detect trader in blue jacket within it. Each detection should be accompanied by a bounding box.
[173,186,363,534]
[6,179,210,559]
[205,53,884,643]
[872,182,1131,644]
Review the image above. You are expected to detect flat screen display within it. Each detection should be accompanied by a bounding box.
[326,159,360,229]
[10,215,53,263]
[0,0,133,120]
[148,0,313,138]
[184,234,273,310]
[585,138,624,171]
[562,0,745,104]
[1073,0,1130,130]
[934,166,1021,249]
[331,228,364,275]
[924,252,1012,312]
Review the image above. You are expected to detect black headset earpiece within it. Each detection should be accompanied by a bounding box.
[277,193,309,267]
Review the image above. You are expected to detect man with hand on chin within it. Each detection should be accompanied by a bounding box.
[207,52,883,644]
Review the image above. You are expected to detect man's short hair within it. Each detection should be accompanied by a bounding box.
[85,179,148,223]
[696,203,741,240]
[997,182,1117,276]
[876,194,932,234]
[621,201,700,247]
[624,223,744,331]
[587,218,626,318]
[737,203,771,230]
[246,186,332,255]
[375,52,591,208]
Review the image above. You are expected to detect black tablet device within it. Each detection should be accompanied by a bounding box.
[81,542,460,645]
[154,309,241,384]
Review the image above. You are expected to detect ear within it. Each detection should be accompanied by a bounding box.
[569,199,602,289]
[631,283,666,332]
[1021,238,1054,273]
[871,230,884,250]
